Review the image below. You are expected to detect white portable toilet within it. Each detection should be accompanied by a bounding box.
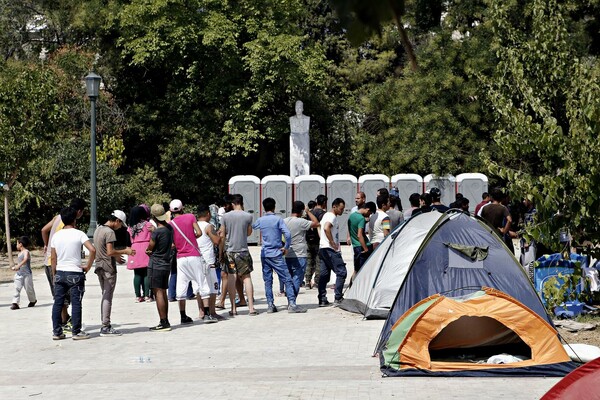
[261,175,293,218]
[456,173,489,212]
[228,175,261,244]
[391,174,423,205]
[294,175,325,206]
[424,174,456,207]
[358,174,390,203]
[326,174,358,243]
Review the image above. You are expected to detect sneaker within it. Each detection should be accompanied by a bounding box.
[100,326,123,337]
[267,304,278,313]
[52,333,66,340]
[62,321,73,333]
[202,315,218,324]
[10,303,19,310]
[72,331,90,340]
[333,298,344,307]
[318,299,331,307]
[145,296,154,303]
[28,301,37,307]
[288,304,307,313]
[135,297,144,303]
[149,321,171,332]
[181,315,194,325]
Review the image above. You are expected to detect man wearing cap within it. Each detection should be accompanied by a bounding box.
[146,204,174,331]
[93,210,136,336]
[169,199,208,325]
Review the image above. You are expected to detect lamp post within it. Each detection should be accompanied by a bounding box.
[85,72,101,239]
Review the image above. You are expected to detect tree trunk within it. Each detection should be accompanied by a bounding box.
[4,188,13,268]
[391,6,419,71]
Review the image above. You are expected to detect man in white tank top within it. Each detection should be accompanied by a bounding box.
[196,204,222,322]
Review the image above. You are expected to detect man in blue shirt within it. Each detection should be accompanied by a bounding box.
[252,198,307,314]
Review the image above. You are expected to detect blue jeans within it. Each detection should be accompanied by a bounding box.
[168,273,193,301]
[353,245,372,272]
[285,257,307,297]
[262,256,296,306]
[318,249,347,301]
[52,270,85,335]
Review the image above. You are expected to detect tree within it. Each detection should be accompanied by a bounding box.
[0,60,68,262]
[484,0,600,250]
[330,0,419,71]
[110,0,348,201]
[348,0,498,177]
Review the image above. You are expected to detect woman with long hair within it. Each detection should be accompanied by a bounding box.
[127,205,154,302]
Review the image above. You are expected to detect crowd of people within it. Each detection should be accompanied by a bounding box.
[7,185,533,340]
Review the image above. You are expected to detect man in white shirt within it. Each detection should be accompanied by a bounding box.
[50,207,96,340]
[370,194,391,249]
[317,198,347,307]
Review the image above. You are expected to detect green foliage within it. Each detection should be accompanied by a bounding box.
[484,0,600,248]
[1,0,598,255]
[111,0,350,201]
[0,60,69,188]
[349,2,498,176]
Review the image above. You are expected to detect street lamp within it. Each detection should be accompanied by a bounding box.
[85,72,101,239]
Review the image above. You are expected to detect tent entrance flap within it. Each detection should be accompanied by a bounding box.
[429,316,532,363]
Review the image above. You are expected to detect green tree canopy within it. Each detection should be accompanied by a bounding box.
[485,0,600,248]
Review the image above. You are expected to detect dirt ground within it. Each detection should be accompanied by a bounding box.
[0,249,47,283]
[1,249,598,347]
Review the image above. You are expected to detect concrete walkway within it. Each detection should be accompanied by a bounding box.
[0,246,560,399]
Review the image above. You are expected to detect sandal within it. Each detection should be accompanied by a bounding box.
[215,304,225,310]
[228,310,238,317]
[249,311,259,316]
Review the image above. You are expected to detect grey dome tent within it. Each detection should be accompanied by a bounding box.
[340,211,442,318]
[341,210,552,326]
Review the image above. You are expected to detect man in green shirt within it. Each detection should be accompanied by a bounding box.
[348,202,376,282]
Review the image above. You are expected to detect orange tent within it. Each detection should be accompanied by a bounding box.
[381,288,576,376]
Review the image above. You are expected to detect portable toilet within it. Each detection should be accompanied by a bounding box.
[391,174,424,204]
[358,174,390,203]
[294,175,325,206]
[424,174,456,206]
[261,175,293,218]
[326,174,358,242]
[456,173,489,212]
[228,175,261,244]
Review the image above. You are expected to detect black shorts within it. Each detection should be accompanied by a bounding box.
[148,268,170,290]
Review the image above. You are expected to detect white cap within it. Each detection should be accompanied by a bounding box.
[111,210,126,224]
[170,199,183,212]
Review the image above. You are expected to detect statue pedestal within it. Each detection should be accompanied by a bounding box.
[290,131,310,179]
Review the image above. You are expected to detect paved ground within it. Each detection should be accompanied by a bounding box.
[0,246,561,400]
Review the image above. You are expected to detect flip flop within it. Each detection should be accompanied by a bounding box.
[249,311,259,316]
[215,304,225,310]
[228,311,238,317]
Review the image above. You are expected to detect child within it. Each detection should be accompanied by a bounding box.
[11,236,37,310]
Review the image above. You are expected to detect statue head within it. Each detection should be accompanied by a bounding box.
[295,100,304,117]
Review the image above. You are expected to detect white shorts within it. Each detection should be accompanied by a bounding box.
[201,264,218,296]
[176,256,216,299]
